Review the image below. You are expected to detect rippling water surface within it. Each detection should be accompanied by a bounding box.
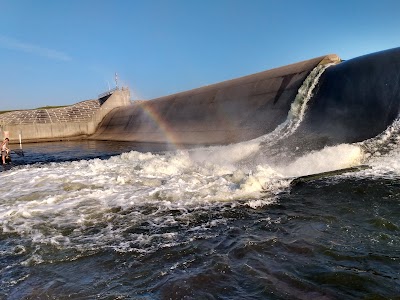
[0,140,399,299]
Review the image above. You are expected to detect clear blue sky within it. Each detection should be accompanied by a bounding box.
[1,0,399,110]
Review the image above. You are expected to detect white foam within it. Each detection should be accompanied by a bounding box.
[0,149,274,250]
[278,144,365,177]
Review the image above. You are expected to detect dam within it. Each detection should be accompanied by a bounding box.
[2,47,400,148]
[2,48,400,299]
[89,54,339,146]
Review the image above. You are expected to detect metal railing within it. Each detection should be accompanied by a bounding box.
[98,87,119,99]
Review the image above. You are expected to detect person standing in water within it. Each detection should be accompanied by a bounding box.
[1,138,10,164]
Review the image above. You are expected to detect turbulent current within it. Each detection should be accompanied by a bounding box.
[0,136,399,299]
[1,66,400,299]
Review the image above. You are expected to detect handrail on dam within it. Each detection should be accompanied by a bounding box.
[98,87,119,99]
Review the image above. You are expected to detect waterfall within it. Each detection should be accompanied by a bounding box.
[256,63,334,145]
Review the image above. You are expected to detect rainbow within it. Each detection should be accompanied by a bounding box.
[138,101,183,150]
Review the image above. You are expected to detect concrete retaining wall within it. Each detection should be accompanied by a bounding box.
[0,100,101,125]
[90,55,340,146]
[1,89,131,143]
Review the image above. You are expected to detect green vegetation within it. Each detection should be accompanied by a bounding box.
[0,110,13,115]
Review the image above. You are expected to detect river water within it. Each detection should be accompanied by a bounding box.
[0,138,399,299]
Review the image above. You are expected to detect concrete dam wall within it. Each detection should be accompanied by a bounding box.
[0,89,131,143]
[90,55,340,146]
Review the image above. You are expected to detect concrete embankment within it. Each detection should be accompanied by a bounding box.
[90,55,340,146]
[0,89,131,143]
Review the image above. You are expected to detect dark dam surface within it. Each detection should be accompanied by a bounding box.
[299,47,400,145]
